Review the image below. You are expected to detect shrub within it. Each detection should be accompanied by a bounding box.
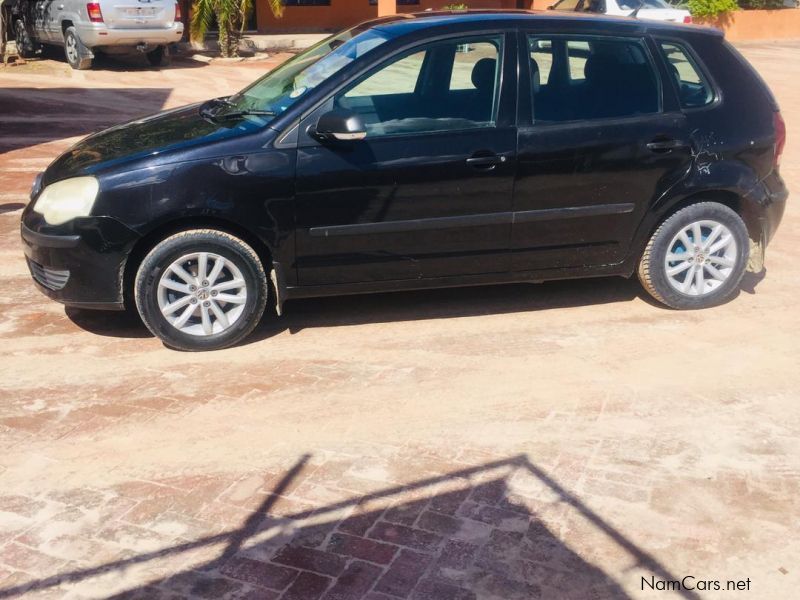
[687,0,738,17]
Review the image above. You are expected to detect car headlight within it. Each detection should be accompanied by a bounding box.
[33,176,99,226]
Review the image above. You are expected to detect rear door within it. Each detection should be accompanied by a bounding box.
[511,32,694,273]
[293,32,517,286]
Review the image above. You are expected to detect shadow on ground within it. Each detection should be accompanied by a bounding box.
[0,87,173,153]
[67,276,648,344]
[0,455,701,599]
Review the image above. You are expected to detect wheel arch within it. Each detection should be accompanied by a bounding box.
[61,20,74,34]
[122,216,274,310]
[628,188,760,273]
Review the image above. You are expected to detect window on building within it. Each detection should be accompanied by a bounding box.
[658,42,714,108]
[282,0,331,6]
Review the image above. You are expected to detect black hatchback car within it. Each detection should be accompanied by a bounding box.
[21,10,787,351]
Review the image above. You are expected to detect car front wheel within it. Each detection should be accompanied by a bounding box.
[135,230,268,351]
[638,202,749,309]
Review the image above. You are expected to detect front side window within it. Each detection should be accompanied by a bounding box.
[528,35,660,123]
[658,42,714,108]
[335,36,503,138]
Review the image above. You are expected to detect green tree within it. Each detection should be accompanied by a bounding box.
[686,0,738,17]
[191,0,283,58]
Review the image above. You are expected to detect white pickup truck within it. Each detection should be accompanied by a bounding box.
[550,0,693,24]
[11,0,183,69]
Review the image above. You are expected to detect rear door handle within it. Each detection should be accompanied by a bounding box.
[466,155,506,169]
[646,139,690,153]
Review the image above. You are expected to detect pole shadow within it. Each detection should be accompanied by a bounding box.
[0,454,701,600]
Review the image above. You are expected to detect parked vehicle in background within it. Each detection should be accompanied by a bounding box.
[550,0,693,23]
[10,0,182,69]
[21,10,787,351]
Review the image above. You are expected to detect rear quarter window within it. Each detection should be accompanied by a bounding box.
[657,41,714,108]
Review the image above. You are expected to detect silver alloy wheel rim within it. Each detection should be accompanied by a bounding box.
[66,34,78,63]
[664,219,737,297]
[157,252,248,337]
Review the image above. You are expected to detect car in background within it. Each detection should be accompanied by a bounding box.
[21,10,787,350]
[10,0,183,69]
[550,0,693,24]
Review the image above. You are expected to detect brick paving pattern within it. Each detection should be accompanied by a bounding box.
[1,43,800,598]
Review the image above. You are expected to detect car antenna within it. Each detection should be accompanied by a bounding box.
[631,0,645,17]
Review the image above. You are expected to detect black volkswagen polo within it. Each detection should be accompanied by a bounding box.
[21,10,787,351]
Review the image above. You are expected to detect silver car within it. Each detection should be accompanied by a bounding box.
[12,0,183,69]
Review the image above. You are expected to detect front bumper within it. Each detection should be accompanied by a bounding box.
[21,212,141,310]
[76,23,183,48]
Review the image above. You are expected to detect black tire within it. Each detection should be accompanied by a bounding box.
[146,45,170,67]
[134,230,268,351]
[63,26,92,70]
[638,202,749,310]
[14,19,36,58]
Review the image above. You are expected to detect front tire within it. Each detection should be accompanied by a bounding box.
[14,20,36,58]
[135,230,268,351]
[638,202,749,309]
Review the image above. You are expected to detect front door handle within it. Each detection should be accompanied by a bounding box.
[466,154,506,169]
[646,138,690,153]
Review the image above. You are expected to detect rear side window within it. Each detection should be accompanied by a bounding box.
[528,35,660,123]
[658,42,714,108]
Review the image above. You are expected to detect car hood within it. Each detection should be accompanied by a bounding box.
[43,103,269,185]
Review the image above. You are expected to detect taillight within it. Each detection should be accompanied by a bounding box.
[683,15,693,24]
[774,111,786,168]
[175,2,182,21]
[86,2,103,22]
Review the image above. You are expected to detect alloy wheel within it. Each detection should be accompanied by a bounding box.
[664,219,737,296]
[157,252,248,336]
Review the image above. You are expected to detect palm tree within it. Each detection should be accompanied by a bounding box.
[191,0,283,58]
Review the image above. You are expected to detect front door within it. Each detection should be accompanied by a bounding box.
[294,33,517,286]
[512,33,693,272]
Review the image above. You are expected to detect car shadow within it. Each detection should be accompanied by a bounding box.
[65,275,650,344]
[0,454,702,600]
[0,87,173,154]
[739,268,767,294]
[37,43,208,71]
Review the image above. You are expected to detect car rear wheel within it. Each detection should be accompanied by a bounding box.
[638,202,749,309]
[146,45,170,67]
[63,27,92,70]
[134,230,268,351]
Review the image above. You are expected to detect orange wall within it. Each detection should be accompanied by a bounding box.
[696,9,800,42]
[257,1,539,33]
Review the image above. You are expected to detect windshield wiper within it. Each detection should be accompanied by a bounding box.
[215,109,276,120]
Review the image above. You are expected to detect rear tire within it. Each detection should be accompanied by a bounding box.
[638,202,749,309]
[63,27,92,70]
[135,230,268,351]
[146,45,170,67]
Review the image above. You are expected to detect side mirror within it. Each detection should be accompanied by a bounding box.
[313,109,367,142]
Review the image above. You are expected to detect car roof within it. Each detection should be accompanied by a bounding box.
[370,9,722,40]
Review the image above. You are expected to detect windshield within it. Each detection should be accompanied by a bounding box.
[222,26,391,119]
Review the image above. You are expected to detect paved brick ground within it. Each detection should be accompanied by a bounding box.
[1,43,800,599]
